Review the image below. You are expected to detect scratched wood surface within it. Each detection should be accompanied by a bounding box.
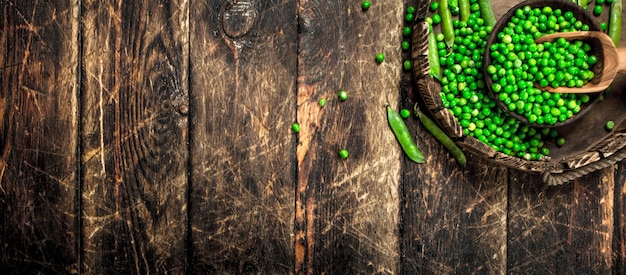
[1,0,626,274]
[80,0,189,273]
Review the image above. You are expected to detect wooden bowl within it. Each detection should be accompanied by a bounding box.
[483,0,604,128]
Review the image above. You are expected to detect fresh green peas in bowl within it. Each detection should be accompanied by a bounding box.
[484,0,604,128]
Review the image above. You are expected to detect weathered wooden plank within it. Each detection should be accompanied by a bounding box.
[614,162,626,273]
[507,169,614,273]
[296,1,411,273]
[80,0,189,273]
[401,144,508,274]
[189,0,297,273]
[0,1,79,273]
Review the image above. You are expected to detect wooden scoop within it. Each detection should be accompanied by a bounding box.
[534,31,626,93]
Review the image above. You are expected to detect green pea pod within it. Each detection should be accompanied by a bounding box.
[428,23,442,80]
[460,0,471,22]
[387,105,426,163]
[440,0,455,47]
[415,106,467,167]
[478,0,497,27]
[609,0,622,47]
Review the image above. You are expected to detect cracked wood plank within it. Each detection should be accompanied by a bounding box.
[296,1,405,273]
[188,0,297,273]
[0,1,79,273]
[80,0,189,273]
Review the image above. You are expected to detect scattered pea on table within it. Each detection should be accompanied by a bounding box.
[606,120,615,131]
[375,53,385,63]
[338,148,349,159]
[361,1,371,10]
[401,41,410,51]
[594,5,603,15]
[403,26,412,37]
[318,98,327,107]
[338,90,349,101]
[405,13,415,22]
[557,137,566,147]
[400,108,411,119]
[403,60,412,71]
[292,123,300,133]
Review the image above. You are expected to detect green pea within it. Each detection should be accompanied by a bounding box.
[403,27,412,37]
[557,137,565,147]
[292,123,300,133]
[431,2,440,11]
[432,14,443,25]
[406,13,415,22]
[319,98,327,107]
[403,60,412,71]
[407,6,416,14]
[594,5,603,15]
[376,53,385,63]
[606,120,615,131]
[400,108,411,119]
[338,90,349,101]
[339,149,349,159]
[402,41,410,51]
[362,1,371,10]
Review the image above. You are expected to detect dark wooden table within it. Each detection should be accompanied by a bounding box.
[2,0,626,273]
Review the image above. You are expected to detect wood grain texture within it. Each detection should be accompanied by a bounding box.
[189,0,297,273]
[401,144,508,274]
[614,162,626,273]
[80,0,189,273]
[0,1,79,273]
[507,169,614,273]
[296,0,405,273]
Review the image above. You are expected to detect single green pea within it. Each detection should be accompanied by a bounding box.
[593,5,603,15]
[405,13,415,22]
[403,60,412,71]
[400,109,411,119]
[432,14,442,25]
[362,1,371,10]
[319,98,327,107]
[430,1,439,11]
[292,123,300,133]
[338,90,349,101]
[401,41,410,51]
[557,137,565,147]
[407,5,416,14]
[601,22,608,31]
[376,53,385,63]
[339,149,349,159]
[606,120,615,131]
[403,27,412,37]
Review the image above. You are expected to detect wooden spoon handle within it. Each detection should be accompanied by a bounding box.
[617,47,626,74]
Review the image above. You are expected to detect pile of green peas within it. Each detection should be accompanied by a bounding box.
[486,5,598,125]
[433,0,558,160]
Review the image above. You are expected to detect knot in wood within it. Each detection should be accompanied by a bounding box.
[221,0,257,39]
